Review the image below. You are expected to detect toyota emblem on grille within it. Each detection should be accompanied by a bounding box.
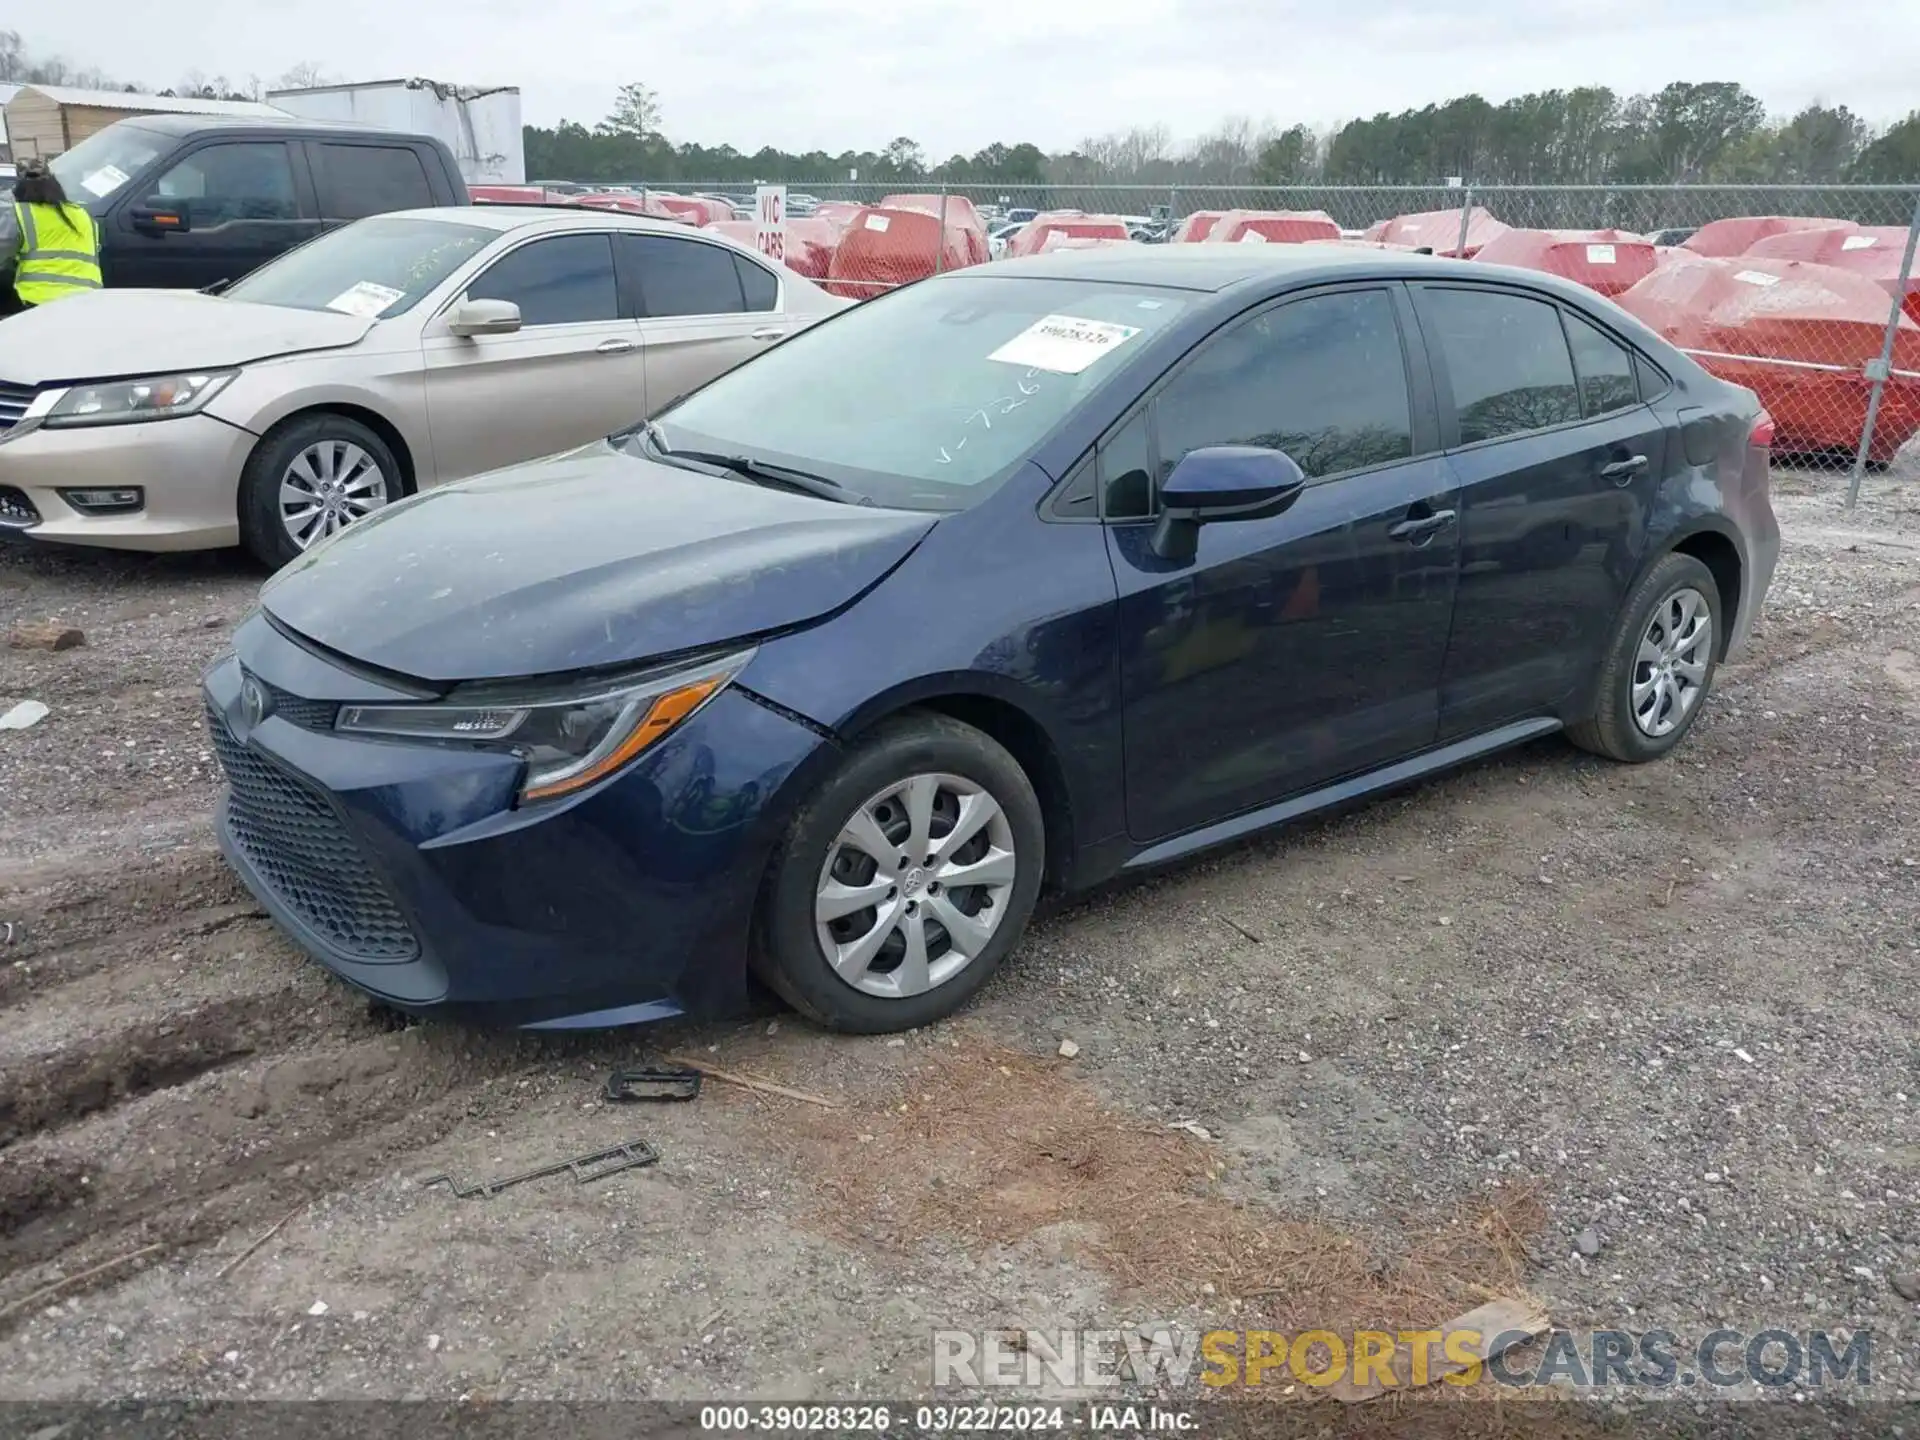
[240,677,271,728]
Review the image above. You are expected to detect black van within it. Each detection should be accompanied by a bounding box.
[13,114,469,293]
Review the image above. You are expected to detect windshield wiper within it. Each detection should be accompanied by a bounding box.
[637,422,858,505]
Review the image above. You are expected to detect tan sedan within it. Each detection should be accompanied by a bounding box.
[0,207,845,565]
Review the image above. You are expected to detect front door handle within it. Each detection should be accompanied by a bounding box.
[1388,508,1457,543]
[1600,453,1649,482]
[750,327,784,341]
[596,338,638,354]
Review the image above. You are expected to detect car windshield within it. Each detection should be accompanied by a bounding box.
[224,216,495,318]
[48,124,170,202]
[648,275,1190,511]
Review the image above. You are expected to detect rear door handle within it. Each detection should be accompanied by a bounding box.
[1600,454,1649,481]
[596,338,638,354]
[750,327,784,341]
[1388,509,1457,543]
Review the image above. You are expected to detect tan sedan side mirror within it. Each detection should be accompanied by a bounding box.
[446,298,523,338]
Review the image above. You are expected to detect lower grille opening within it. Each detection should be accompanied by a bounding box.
[206,702,419,962]
[0,487,42,528]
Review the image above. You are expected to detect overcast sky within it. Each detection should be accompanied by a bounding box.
[22,0,1920,156]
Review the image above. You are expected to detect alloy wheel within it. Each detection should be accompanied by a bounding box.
[1632,586,1713,738]
[279,440,391,550]
[813,772,1019,1000]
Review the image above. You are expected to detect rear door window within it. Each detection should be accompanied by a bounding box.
[466,234,619,326]
[734,254,779,312]
[312,144,436,220]
[1421,287,1581,444]
[618,234,747,317]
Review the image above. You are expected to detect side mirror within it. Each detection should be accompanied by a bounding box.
[131,199,189,235]
[446,298,522,337]
[1150,446,1306,564]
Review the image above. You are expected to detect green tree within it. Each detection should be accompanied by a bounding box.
[598,82,662,142]
[1850,111,1920,183]
[1253,125,1317,184]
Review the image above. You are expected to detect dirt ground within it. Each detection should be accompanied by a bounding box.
[2,466,1917,1426]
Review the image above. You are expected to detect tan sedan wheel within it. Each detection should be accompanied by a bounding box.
[239,414,402,570]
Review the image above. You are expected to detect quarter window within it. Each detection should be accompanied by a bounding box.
[1563,311,1640,417]
[466,234,620,326]
[735,254,778,312]
[1152,289,1414,485]
[1424,288,1581,444]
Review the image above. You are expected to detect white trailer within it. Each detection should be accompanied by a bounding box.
[268,78,524,185]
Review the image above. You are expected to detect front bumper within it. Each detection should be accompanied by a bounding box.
[202,631,830,1028]
[0,413,256,551]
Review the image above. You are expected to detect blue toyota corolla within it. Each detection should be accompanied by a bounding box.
[205,245,1779,1033]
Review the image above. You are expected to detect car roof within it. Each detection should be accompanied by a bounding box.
[958,242,1629,307]
[111,112,437,139]
[378,206,719,238]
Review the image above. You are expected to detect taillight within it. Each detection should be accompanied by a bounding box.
[1749,410,1776,449]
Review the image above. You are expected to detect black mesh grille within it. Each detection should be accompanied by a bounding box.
[207,701,420,962]
[261,679,339,731]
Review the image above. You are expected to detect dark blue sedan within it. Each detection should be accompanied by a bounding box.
[204,245,1780,1033]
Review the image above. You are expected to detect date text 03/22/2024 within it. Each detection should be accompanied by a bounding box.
[697,1404,1200,1432]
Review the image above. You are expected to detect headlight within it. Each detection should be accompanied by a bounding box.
[44,370,237,427]
[335,649,753,804]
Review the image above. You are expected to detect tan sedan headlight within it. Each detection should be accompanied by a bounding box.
[43,371,238,428]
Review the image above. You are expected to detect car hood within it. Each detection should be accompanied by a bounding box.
[0,290,372,386]
[261,442,940,684]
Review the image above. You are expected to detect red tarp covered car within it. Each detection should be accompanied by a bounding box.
[812,201,865,226]
[1679,215,1852,258]
[1208,209,1342,245]
[878,193,989,264]
[1004,212,1132,258]
[704,216,844,280]
[1171,211,1226,243]
[1372,207,1509,257]
[1745,226,1920,322]
[648,194,733,228]
[575,192,693,223]
[824,206,981,299]
[1616,254,1920,462]
[1473,228,1658,297]
[469,184,551,204]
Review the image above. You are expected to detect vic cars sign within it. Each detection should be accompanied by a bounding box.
[754,185,787,264]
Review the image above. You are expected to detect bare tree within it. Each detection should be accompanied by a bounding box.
[274,61,329,91]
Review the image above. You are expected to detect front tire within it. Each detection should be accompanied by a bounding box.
[1569,552,1723,763]
[755,714,1044,1033]
[239,414,401,569]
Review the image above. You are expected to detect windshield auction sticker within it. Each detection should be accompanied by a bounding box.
[988,314,1142,375]
[80,164,130,197]
[325,281,407,318]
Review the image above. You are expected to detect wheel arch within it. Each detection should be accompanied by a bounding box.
[243,404,421,509]
[826,678,1079,892]
[1668,527,1743,659]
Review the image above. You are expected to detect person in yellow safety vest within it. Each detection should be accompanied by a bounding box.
[6,157,104,309]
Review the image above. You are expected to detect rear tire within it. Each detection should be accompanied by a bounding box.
[239,413,402,569]
[754,714,1044,1033]
[1569,552,1723,763]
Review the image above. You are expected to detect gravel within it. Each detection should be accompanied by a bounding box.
[1,468,1916,1411]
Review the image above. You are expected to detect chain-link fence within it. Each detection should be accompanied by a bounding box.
[623,180,1920,491]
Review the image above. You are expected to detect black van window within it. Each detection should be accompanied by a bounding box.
[151,142,299,223]
[313,144,436,221]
